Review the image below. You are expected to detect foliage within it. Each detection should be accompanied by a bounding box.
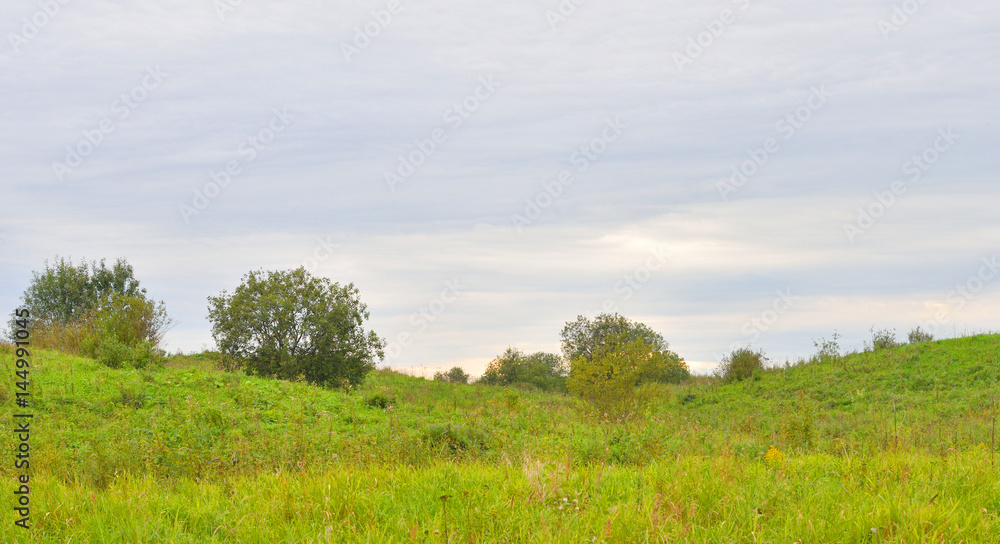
[565,333,689,422]
[781,392,816,451]
[865,326,900,352]
[433,366,470,384]
[6,333,1000,541]
[206,267,385,388]
[561,313,689,385]
[907,326,934,344]
[560,313,670,364]
[10,256,170,368]
[811,331,841,364]
[364,392,395,409]
[13,256,146,327]
[478,347,567,391]
[717,347,766,382]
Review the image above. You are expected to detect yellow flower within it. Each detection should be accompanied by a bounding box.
[764,445,784,465]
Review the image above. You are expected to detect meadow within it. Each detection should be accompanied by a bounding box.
[1,335,999,542]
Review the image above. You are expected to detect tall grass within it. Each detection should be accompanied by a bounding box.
[1,335,999,541]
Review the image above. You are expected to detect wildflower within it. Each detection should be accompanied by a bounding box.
[764,445,784,466]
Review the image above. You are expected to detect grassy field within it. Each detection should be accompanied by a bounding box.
[1,335,999,542]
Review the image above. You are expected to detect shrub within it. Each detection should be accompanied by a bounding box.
[865,327,900,352]
[561,313,674,365]
[364,393,395,409]
[478,348,567,392]
[907,326,934,344]
[566,334,658,422]
[717,347,766,382]
[421,424,489,454]
[781,393,816,451]
[10,257,171,366]
[207,268,385,389]
[812,332,841,364]
[433,366,470,384]
[561,313,689,386]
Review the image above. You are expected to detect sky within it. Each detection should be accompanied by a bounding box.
[2,0,998,376]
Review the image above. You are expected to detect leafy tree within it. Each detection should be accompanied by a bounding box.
[565,334,664,422]
[561,313,669,364]
[717,347,766,382]
[9,256,170,367]
[561,313,688,385]
[13,256,150,328]
[207,267,384,388]
[433,366,471,384]
[478,347,567,392]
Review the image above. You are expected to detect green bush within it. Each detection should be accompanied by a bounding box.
[207,267,384,389]
[865,327,900,352]
[907,326,934,344]
[10,257,171,365]
[420,424,489,454]
[566,334,657,422]
[433,367,470,384]
[717,347,766,382]
[95,336,163,370]
[364,393,395,409]
[478,348,567,392]
[812,332,841,364]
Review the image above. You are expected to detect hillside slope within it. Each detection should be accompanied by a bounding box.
[1,336,998,542]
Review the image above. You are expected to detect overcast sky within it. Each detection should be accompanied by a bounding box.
[2,0,998,375]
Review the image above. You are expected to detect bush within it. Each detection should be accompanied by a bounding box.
[717,347,766,382]
[478,348,567,392]
[812,332,841,364]
[207,268,385,389]
[561,313,689,386]
[865,327,900,352]
[421,424,490,454]
[907,326,934,344]
[567,334,657,422]
[95,335,164,370]
[433,367,470,384]
[364,393,395,409]
[10,257,171,367]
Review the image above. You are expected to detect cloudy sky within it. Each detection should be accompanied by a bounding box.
[2,0,998,375]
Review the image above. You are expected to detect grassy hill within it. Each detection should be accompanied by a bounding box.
[2,335,999,542]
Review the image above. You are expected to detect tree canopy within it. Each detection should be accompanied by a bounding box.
[9,256,170,367]
[478,347,567,392]
[16,256,148,327]
[560,313,670,365]
[207,267,384,388]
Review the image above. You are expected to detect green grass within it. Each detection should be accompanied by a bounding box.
[2,335,999,542]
